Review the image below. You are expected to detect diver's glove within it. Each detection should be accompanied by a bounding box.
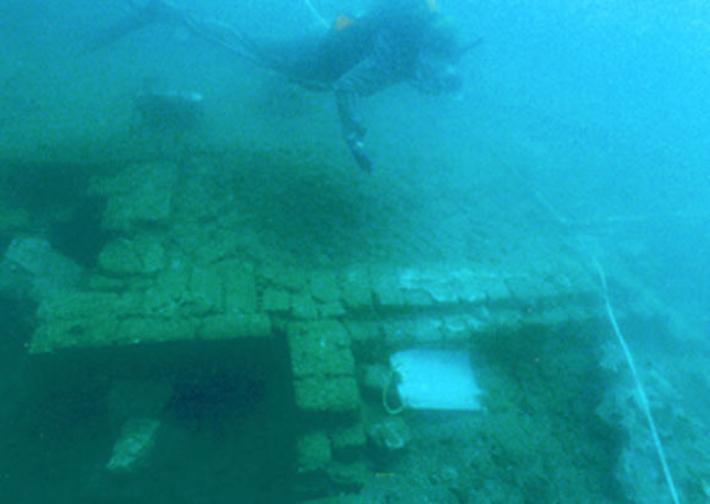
[346,134,373,173]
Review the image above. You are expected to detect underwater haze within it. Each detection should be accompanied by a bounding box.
[1,0,709,503]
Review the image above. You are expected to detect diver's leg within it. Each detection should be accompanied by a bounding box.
[333,49,402,173]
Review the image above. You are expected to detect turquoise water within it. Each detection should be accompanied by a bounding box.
[1,1,709,502]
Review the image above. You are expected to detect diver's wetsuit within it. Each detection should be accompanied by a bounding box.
[101,0,461,172]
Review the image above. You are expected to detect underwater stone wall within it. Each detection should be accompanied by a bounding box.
[19,156,623,500]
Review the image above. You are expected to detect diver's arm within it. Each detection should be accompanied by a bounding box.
[334,87,372,173]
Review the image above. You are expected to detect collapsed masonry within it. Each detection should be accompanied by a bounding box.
[15,158,695,502]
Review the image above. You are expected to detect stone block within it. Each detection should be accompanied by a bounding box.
[98,239,143,276]
[318,301,346,318]
[402,288,434,307]
[297,431,332,473]
[293,376,360,413]
[262,288,291,314]
[87,275,126,291]
[383,322,414,347]
[427,283,459,304]
[411,318,444,343]
[98,237,165,276]
[480,276,510,304]
[119,316,195,345]
[441,316,472,342]
[455,278,488,304]
[398,268,458,305]
[288,321,354,377]
[106,417,162,473]
[309,271,341,303]
[371,273,405,308]
[36,292,125,321]
[198,313,272,340]
[291,293,319,320]
[326,461,369,490]
[31,313,120,352]
[383,318,444,346]
[340,269,373,310]
[219,261,257,313]
[185,266,223,315]
[140,284,182,318]
[260,263,307,292]
[330,423,366,458]
[505,276,547,308]
[99,161,177,232]
[343,321,379,344]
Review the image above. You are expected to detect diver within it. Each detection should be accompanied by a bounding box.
[92,0,477,172]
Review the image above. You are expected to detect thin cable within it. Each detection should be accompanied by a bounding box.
[303,0,329,29]
[504,161,681,503]
[592,258,681,504]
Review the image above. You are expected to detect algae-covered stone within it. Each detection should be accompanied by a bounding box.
[297,431,332,473]
[318,301,346,318]
[411,318,443,343]
[360,364,391,399]
[367,417,411,453]
[99,161,177,232]
[139,239,166,274]
[0,237,82,302]
[36,291,129,321]
[382,322,414,347]
[330,422,366,458]
[398,268,457,305]
[288,321,355,377]
[441,316,472,342]
[343,321,379,345]
[31,291,134,351]
[137,262,190,317]
[340,268,373,310]
[382,318,442,346]
[198,313,272,340]
[98,237,165,276]
[120,316,195,344]
[293,376,360,413]
[371,272,405,308]
[31,313,120,352]
[291,293,319,320]
[185,266,223,315]
[326,461,369,490]
[280,267,308,292]
[309,271,341,303]
[87,274,126,291]
[219,260,257,313]
[140,284,181,318]
[260,263,307,292]
[106,417,162,474]
[480,276,511,304]
[262,287,291,314]
[402,288,434,307]
[506,276,558,309]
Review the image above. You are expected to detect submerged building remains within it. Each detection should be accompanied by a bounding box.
[0,151,702,503]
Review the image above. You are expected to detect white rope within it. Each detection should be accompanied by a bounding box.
[592,258,681,504]
[505,162,681,502]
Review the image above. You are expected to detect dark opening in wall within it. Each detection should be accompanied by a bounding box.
[0,160,111,268]
[1,161,89,213]
[47,195,109,268]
